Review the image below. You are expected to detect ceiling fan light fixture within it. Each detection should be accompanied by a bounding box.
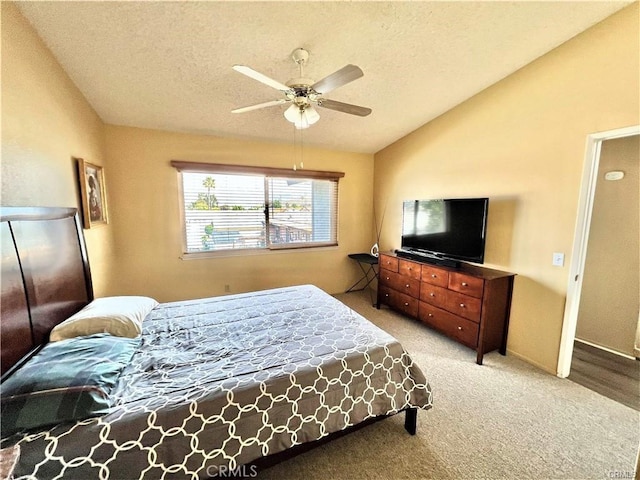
[303,105,320,124]
[294,118,311,130]
[284,103,301,123]
[284,104,320,129]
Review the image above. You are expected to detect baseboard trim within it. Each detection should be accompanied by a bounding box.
[574,338,636,361]
[506,348,556,375]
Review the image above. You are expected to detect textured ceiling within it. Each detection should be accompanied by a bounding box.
[17,1,632,154]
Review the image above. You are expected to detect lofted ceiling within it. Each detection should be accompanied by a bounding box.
[16,1,633,154]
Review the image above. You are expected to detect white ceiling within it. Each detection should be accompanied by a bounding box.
[17,1,632,154]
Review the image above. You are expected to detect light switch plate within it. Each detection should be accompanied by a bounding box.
[552,252,565,267]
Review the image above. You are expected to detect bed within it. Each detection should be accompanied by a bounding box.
[0,207,433,479]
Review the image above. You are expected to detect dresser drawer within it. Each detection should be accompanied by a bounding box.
[421,265,449,287]
[445,290,482,323]
[448,272,484,298]
[418,302,479,348]
[399,259,421,280]
[380,287,418,317]
[378,285,394,305]
[379,254,399,273]
[419,283,448,309]
[379,270,420,298]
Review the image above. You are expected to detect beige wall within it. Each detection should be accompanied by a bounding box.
[103,125,374,302]
[1,2,374,303]
[373,4,640,373]
[576,135,639,356]
[4,0,639,373]
[1,2,112,296]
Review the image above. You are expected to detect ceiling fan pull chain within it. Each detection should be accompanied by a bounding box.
[300,125,304,169]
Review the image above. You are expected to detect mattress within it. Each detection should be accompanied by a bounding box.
[6,285,432,479]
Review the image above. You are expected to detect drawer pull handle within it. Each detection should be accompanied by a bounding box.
[385,294,389,297]
[405,284,410,288]
[461,282,468,286]
[386,277,390,280]
[431,274,437,278]
[428,313,433,317]
[460,303,466,308]
[404,302,409,306]
[430,293,435,297]
[457,326,463,331]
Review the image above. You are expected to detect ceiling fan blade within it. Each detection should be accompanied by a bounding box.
[232,65,291,91]
[311,64,364,94]
[317,98,372,117]
[231,99,288,113]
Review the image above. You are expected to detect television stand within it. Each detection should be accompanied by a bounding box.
[395,248,459,268]
[378,252,515,365]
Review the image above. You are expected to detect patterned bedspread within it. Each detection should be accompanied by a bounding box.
[9,285,432,479]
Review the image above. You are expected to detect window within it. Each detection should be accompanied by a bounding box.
[172,161,343,254]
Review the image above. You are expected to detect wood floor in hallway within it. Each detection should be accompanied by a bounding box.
[569,341,639,411]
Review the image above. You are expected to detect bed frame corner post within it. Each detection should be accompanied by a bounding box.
[404,407,417,435]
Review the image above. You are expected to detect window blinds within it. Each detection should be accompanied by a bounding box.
[174,163,342,254]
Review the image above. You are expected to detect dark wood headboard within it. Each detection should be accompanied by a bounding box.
[1,207,93,380]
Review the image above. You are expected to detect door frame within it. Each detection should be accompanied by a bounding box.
[556,125,640,378]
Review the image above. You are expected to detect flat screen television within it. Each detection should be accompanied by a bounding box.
[400,197,488,265]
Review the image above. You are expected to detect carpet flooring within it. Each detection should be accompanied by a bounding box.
[256,290,639,480]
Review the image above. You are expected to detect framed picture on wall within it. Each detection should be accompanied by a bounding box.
[77,158,108,228]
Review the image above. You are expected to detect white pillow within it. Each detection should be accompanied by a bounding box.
[50,296,158,342]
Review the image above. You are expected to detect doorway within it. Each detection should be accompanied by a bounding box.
[569,133,639,410]
[557,125,640,383]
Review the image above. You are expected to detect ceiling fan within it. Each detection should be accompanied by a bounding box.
[232,48,372,129]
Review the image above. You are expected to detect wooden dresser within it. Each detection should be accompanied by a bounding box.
[377,252,515,364]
